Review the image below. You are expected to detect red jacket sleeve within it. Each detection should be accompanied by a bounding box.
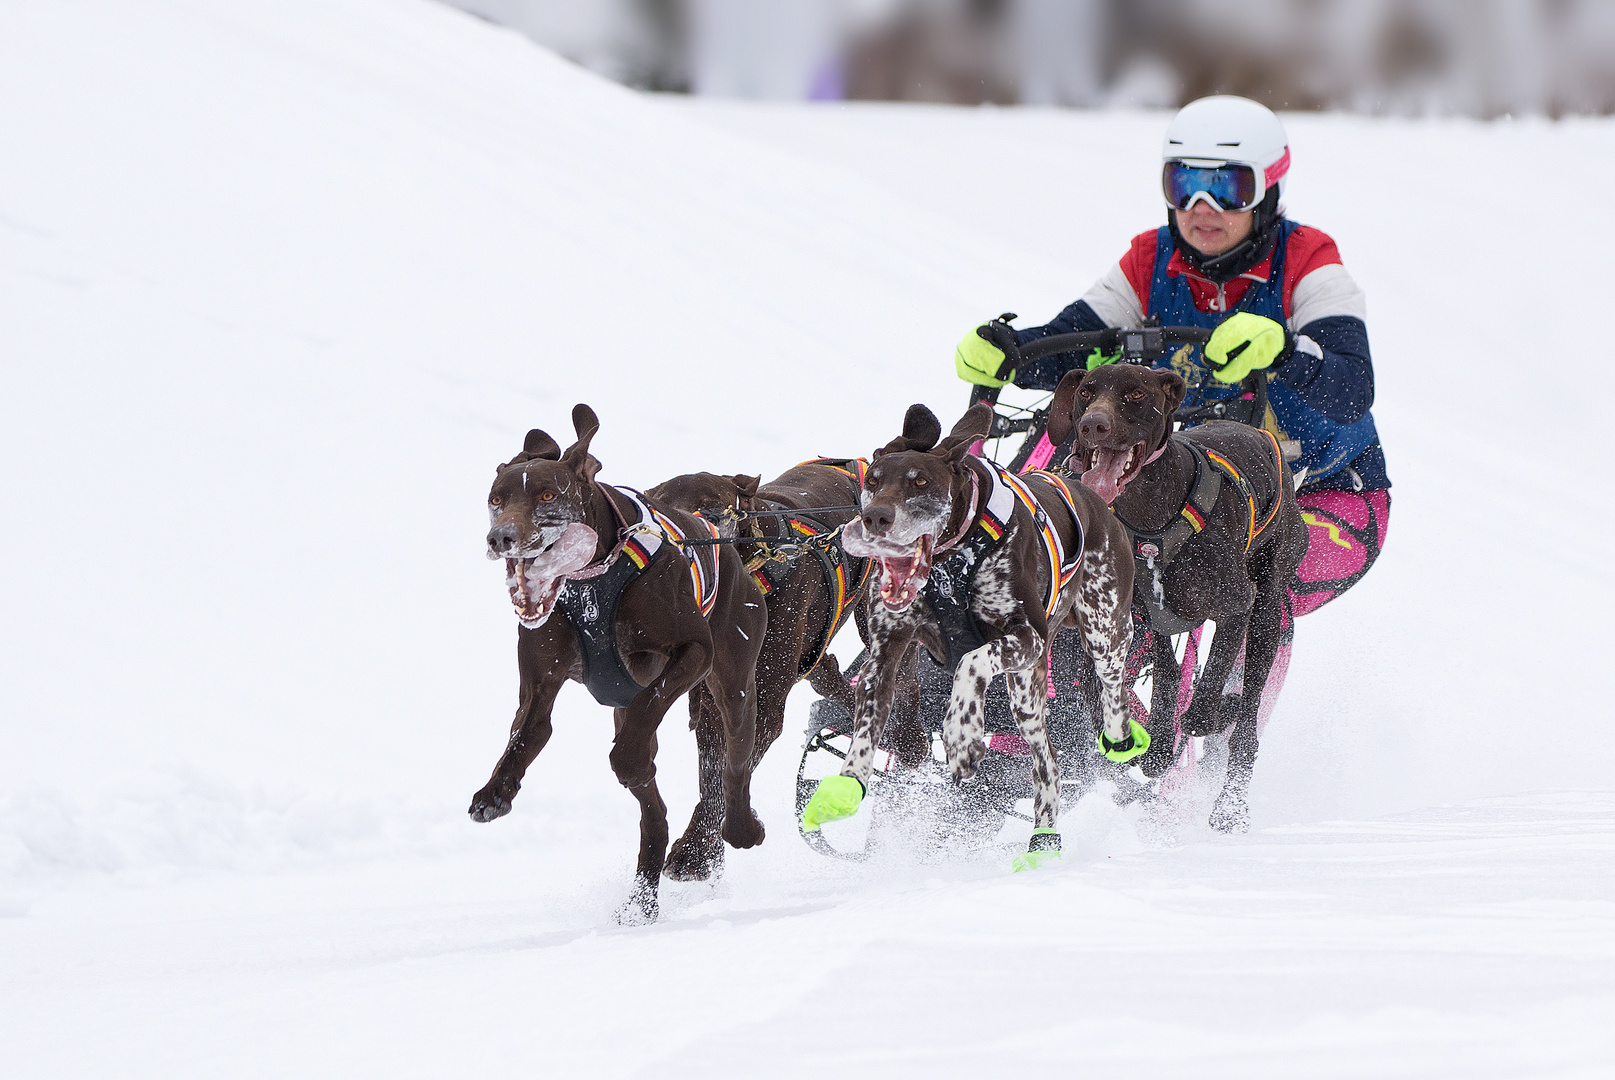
[1281,226,1343,318]
[1119,229,1159,318]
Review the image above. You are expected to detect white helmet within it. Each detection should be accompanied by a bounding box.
[1161,96,1290,213]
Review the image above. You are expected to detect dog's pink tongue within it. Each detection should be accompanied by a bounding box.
[877,535,934,609]
[528,523,598,578]
[1081,448,1132,505]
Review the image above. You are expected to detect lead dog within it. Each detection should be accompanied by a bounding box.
[799,403,1136,867]
[468,405,767,922]
[1048,363,1307,831]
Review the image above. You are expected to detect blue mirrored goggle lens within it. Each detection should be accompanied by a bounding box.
[1162,162,1259,212]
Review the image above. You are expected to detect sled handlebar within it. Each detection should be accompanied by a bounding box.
[968,322,1213,407]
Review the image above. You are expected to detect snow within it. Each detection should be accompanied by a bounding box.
[2,1,1612,1076]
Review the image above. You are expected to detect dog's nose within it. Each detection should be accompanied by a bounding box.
[861,504,895,535]
[1079,409,1112,441]
[487,523,519,554]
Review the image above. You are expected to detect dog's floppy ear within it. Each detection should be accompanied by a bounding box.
[732,474,761,498]
[571,404,600,442]
[523,428,562,460]
[935,402,993,462]
[1154,369,1188,431]
[901,404,942,451]
[1046,370,1085,448]
[876,403,942,457]
[560,403,602,482]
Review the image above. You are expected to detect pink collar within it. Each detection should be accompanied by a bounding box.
[933,466,981,555]
[565,485,636,581]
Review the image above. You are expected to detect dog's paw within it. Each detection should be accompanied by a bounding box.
[1180,695,1237,739]
[1208,790,1250,834]
[720,808,766,850]
[615,881,659,926]
[1135,733,1181,778]
[664,834,724,882]
[467,780,518,823]
[947,739,986,783]
[887,714,932,769]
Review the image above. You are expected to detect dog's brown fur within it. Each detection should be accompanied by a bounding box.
[468,405,768,922]
[1049,365,1308,831]
[646,464,927,880]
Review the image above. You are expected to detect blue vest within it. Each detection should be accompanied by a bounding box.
[1146,222,1378,484]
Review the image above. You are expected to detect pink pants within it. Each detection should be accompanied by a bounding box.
[1288,488,1391,617]
[1120,488,1391,739]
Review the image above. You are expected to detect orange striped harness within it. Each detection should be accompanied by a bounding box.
[638,499,720,617]
[995,466,1086,620]
[738,458,872,679]
[1202,428,1287,554]
[921,459,1086,673]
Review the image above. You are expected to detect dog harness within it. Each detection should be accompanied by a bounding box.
[743,458,871,679]
[924,460,1085,674]
[1119,429,1286,635]
[557,486,720,708]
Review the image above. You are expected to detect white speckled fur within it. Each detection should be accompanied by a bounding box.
[1073,532,1130,746]
[838,462,1132,847]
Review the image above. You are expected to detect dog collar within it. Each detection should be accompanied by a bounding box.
[932,465,983,555]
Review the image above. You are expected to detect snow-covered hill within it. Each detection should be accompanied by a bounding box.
[2,1,1612,1076]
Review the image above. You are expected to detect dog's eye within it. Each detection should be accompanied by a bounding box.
[489,497,503,508]
[1078,388,1093,400]
[913,476,927,487]
[540,491,557,503]
[1125,390,1145,403]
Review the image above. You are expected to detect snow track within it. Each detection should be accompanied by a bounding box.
[1,1,1612,1075]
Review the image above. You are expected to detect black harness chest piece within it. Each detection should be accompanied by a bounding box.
[553,487,717,710]
[556,544,660,709]
[922,526,999,674]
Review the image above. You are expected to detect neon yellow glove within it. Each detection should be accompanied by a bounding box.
[1204,312,1293,383]
[801,774,864,832]
[955,327,1012,387]
[1085,348,1117,371]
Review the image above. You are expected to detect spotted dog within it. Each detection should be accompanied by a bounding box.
[1048,364,1308,832]
[800,403,1134,868]
[467,405,768,923]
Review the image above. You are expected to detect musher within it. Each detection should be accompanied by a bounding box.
[955,95,1389,640]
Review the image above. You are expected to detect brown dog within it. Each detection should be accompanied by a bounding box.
[468,405,768,923]
[1047,363,1307,831]
[645,461,933,880]
[801,403,1136,868]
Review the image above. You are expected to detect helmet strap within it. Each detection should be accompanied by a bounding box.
[1169,187,1283,284]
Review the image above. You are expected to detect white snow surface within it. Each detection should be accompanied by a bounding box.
[2,1,1613,1075]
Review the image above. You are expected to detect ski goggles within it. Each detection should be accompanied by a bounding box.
[1162,160,1263,213]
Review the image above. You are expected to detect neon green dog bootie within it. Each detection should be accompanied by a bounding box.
[1012,828,1062,872]
[801,775,865,832]
[1098,718,1152,764]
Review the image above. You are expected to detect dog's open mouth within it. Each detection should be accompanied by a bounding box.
[503,522,598,628]
[875,534,934,611]
[1079,442,1148,505]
